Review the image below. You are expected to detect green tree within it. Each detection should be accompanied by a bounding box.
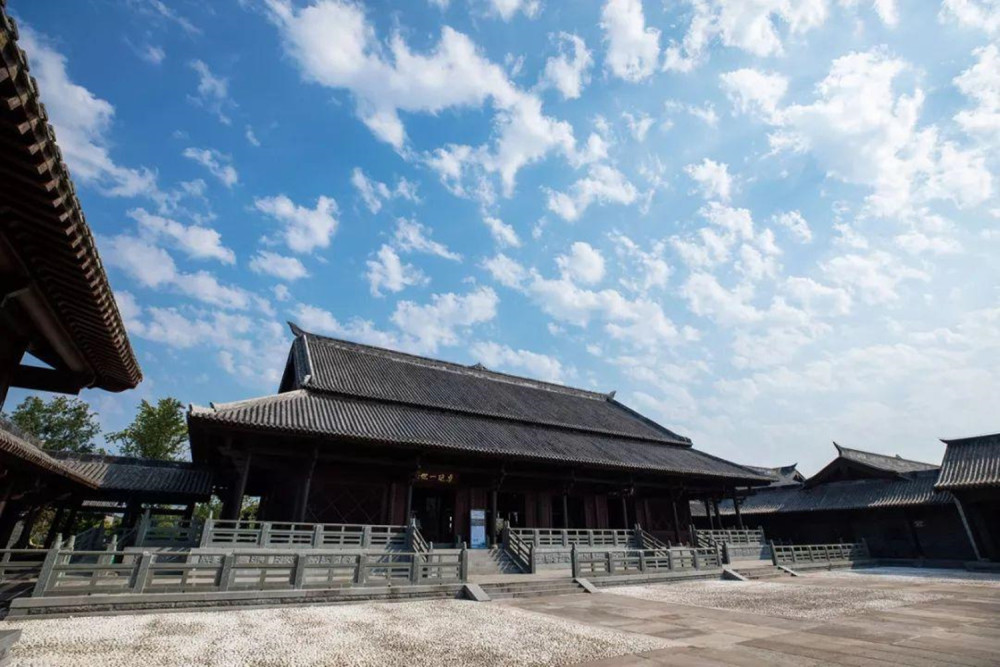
[108,398,188,460]
[4,395,100,453]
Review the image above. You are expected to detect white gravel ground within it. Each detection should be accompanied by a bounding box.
[3,600,671,667]
[606,579,947,620]
[809,567,1000,588]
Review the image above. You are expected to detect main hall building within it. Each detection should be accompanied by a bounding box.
[188,324,769,546]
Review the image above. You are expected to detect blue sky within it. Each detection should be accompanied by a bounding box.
[7,0,1000,474]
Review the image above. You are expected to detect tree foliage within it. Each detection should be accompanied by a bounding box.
[108,398,188,460]
[4,395,100,453]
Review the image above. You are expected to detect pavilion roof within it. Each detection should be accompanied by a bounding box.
[0,7,141,393]
[936,433,1000,491]
[833,443,939,475]
[0,419,97,487]
[693,469,951,516]
[50,452,213,499]
[190,328,771,484]
[740,463,804,488]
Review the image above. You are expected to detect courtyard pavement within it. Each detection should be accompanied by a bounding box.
[4,567,1000,665]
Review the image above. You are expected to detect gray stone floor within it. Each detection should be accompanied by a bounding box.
[504,569,1000,665]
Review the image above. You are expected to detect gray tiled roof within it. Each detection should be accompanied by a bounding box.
[936,433,1000,490]
[741,464,803,488]
[191,387,766,482]
[293,332,689,444]
[0,422,97,487]
[694,469,951,516]
[50,452,213,498]
[834,443,939,475]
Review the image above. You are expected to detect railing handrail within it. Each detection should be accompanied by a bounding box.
[501,525,533,573]
[30,546,467,598]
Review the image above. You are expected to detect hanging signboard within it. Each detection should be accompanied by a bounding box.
[470,509,487,549]
[415,471,458,484]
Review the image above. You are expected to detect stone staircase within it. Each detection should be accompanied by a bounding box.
[728,564,796,581]
[466,547,525,576]
[480,579,587,600]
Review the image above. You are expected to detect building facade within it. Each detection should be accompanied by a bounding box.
[189,325,769,546]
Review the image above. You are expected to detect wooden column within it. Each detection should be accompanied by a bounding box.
[44,505,65,548]
[14,504,40,548]
[489,487,498,547]
[732,492,744,530]
[404,480,414,525]
[705,499,715,530]
[183,503,196,520]
[0,477,13,524]
[620,494,629,528]
[296,448,318,523]
[670,496,682,542]
[222,453,252,521]
[953,496,984,561]
[712,499,723,529]
[562,493,570,529]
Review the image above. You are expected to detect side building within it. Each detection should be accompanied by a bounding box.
[692,443,978,561]
[188,325,770,546]
[937,433,1000,561]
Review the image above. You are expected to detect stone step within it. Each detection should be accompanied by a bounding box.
[482,583,584,600]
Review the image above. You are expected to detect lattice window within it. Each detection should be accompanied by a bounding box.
[306,481,385,524]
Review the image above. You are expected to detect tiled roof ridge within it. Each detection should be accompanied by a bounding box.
[294,325,613,403]
[940,432,1000,446]
[49,450,205,470]
[834,442,938,470]
[194,387,694,448]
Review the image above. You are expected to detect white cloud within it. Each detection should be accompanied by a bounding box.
[188,60,234,124]
[393,218,461,261]
[140,45,166,65]
[939,0,1000,35]
[556,242,606,285]
[953,44,1000,144]
[273,284,292,302]
[681,272,761,324]
[128,208,235,264]
[600,0,660,82]
[483,216,522,247]
[768,48,992,216]
[489,0,541,21]
[481,253,528,287]
[685,158,732,201]
[719,68,788,119]
[265,0,575,195]
[545,164,639,221]
[133,0,200,35]
[245,125,261,147]
[104,235,177,288]
[610,232,671,293]
[249,250,310,281]
[822,250,929,304]
[182,148,238,188]
[18,27,159,199]
[540,33,593,99]
[469,341,565,382]
[172,271,258,311]
[350,167,419,213]
[664,0,829,72]
[254,194,339,253]
[773,210,813,243]
[622,111,654,141]
[365,245,428,297]
[390,287,500,352]
[784,276,852,316]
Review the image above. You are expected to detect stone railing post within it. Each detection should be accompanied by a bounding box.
[693,549,701,570]
[32,547,61,597]
[570,544,579,578]
[769,540,778,566]
[200,517,214,548]
[293,553,307,589]
[362,525,372,549]
[258,522,271,547]
[666,549,674,571]
[638,549,647,573]
[136,511,150,547]
[356,553,368,585]
[410,554,420,584]
[606,551,615,575]
[562,530,569,548]
[588,531,595,547]
[131,552,153,593]
[529,544,537,574]
[722,542,730,565]
[313,524,324,548]
[459,544,468,582]
[218,553,235,591]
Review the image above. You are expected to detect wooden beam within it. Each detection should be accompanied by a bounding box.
[953,495,984,561]
[10,364,86,395]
